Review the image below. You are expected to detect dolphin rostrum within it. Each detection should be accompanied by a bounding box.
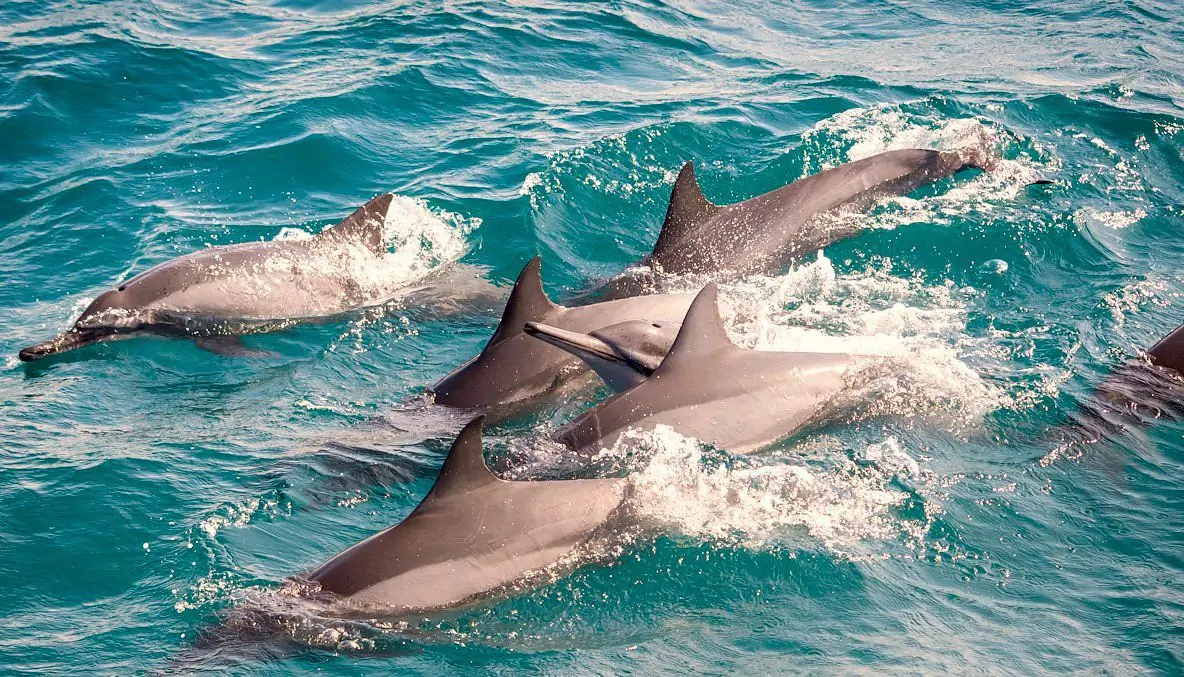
[431,257,694,410]
[523,319,679,392]
[19,194,397,361]
[550,283,868,455]
[302,416,631,614]
[597,144,997,297]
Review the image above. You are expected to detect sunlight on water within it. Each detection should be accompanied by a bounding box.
[2,0,1183,672]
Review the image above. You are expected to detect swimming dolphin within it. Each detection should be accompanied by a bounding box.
[1075,320,1184,431]
[302,416,631,614]
[1036,320,1184,469]
[551,283,867,455]
[18,194,396,361]
[597,144,998,297]
[431,257,694,410]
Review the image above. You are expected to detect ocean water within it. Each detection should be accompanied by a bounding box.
[2,0,1183,672]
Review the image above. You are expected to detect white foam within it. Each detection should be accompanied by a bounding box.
[198,494,287,540]
[275,194,476,308]
[614,426,922,557]
[1102,276,1169,328]
[646,252,1006,429]
[1075,206,1147,230]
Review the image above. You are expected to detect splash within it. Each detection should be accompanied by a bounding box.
[197,492,290,541]
[614,426,927,558]
[649,251,1007,429]
[1075,206,1147,230]
[799,103,1052,229]
[276,194,477,309]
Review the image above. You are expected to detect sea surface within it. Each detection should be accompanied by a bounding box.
[2,0,1183,673]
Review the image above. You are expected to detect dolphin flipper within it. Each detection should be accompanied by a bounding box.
[194,336,275,358]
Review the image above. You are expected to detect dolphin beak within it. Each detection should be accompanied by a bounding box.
[523,322,627,366]
[18,329,110,362]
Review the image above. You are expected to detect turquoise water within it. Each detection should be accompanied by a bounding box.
[3,0,1184,672]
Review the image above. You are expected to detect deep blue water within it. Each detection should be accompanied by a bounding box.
[2,0,1184,673]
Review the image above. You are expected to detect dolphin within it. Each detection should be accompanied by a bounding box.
[301,416,631,614]
[430,257,694,410]
[596,144,998,298]
[1075,320,1184,431]
[1034,320,1184,470]
[18,194,397,361]
[549,283,868,455]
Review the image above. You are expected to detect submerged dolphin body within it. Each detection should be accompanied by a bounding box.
[551,283,866,455]
[304,416,631,613]
[431,257,694,410]
[19,194,397,361]
[598,145,997,297]
[1076,321,1184,432]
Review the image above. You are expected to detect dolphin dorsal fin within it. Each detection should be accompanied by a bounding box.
[652,162,720,260]
[318,193,393,255]
[1147,321,1184,375]
[428,416,500,499]
[654,283,733,377]
[486,256,558,346]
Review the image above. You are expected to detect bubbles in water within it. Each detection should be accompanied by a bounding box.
[649,251,1006,430]
[1074,206,1147,230]
[613,426,923,557]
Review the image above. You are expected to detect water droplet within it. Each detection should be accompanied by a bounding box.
[981,259,1008,274]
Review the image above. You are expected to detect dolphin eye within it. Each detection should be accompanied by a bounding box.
[118,286,126,291]
[652,323,661,328]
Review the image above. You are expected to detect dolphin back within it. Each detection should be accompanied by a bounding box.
[647,144,997,276]
[307,417,630,612]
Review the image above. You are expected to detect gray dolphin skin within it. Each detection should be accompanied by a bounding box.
[431,257,694,409]
[433,143,997,407]
[1146,321,1184,377]
[304,416,631,614]
[1083,320,1184,426]
[18,194,396,361]
[598,144,997,297]
[552,283,863,455]
[524,319,679,392]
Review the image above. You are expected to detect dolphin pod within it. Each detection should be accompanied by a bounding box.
[433,144,997,412]
[37,137,1173,653]
[18,194,397,361]
[430,257,694,411]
